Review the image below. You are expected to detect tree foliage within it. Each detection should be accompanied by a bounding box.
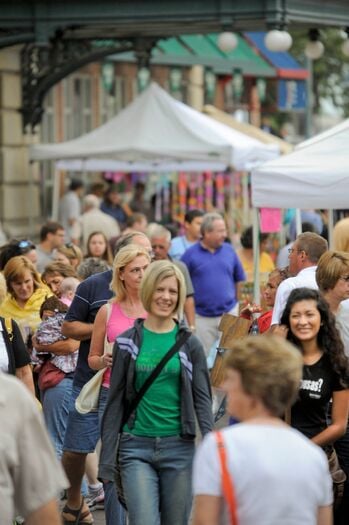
[290,28,349,116]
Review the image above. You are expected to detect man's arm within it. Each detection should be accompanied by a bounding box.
[33,336,79,355]
[26,499,62,525]
[184,296,196,329]
[61,320,93,341]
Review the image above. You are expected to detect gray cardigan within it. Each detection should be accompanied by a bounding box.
[99,319,213,481]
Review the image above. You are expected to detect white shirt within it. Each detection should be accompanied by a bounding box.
[0,325,9,373]
[193,424,332,525]
[59,191,81,242]
[336,300,349,358]
[271,266,318,325]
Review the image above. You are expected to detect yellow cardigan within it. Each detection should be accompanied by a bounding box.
[0,287,51,341]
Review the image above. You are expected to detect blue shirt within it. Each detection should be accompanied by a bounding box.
[181,243,245,317]
[65,270,113,388]
[169,236,196,261]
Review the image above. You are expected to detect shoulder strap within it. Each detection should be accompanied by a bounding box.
[4,318,13,341]
[215,431,239,525]
[124,330,191,422]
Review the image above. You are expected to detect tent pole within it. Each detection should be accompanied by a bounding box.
[242,172,249,227]
[52,165,60,221]
[252,207,260,305]
[328,209,334,249]
[28,162,35,237]
[295,209,302,237]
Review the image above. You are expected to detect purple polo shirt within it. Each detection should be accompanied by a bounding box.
[181,242,245,317]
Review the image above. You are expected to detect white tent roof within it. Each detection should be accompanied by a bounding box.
[30,82,278,172]
[251,119,349,209]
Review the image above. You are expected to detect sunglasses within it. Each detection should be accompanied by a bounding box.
[17,240,35,251]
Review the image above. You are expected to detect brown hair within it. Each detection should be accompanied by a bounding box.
[3,256,43,296]
[224,335,303,416]
[316,250,349,292]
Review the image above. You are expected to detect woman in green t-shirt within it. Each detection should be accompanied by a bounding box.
[100,260,213,525]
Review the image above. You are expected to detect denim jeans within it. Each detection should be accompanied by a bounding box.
[42,376,73,459]
[99,385,126,525]
[119,433,195,525]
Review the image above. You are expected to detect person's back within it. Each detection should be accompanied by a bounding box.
[194,423,331,525]
[0,373,67,524]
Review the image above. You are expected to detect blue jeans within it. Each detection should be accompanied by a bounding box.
[119,433,195,525]
[99,386,126,525]
[42,376,73,459]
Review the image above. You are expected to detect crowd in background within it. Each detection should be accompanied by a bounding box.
[1,178,349,525]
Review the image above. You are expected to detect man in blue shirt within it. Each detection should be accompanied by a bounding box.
[181,213,245,355]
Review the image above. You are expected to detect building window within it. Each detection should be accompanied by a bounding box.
[100,76,125,123]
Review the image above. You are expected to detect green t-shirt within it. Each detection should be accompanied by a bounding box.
[124,325,182,437]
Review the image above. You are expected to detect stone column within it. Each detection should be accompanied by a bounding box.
[0,45,40,239]
[187,65,204,111]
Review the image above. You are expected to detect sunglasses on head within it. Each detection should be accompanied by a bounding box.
[17,240,35,251]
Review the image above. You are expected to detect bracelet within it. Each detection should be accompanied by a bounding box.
[189,325,196,331]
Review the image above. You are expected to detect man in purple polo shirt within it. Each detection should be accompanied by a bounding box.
[181,212,245,355]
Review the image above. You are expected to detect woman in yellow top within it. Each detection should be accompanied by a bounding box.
[0,256,50,351]
[237,226,275,283]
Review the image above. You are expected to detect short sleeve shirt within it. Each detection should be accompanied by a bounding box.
[291,353,346,439]
[0,374,68,522]
[65,270,113,387]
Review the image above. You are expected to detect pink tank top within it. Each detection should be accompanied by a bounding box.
[102,302,145,388]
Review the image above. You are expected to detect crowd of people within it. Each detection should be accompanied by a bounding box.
[0,187,349,525]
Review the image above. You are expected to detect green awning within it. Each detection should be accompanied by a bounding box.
[111,33,276,78]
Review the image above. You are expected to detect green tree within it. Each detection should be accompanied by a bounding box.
[290,28,349,116]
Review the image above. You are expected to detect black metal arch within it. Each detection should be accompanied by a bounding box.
[21,36,156,130]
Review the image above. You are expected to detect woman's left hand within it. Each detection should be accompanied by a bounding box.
[100,353,113,368]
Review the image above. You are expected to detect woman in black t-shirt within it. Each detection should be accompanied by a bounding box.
[280,287,349,447]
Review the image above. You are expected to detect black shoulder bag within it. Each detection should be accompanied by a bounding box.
[115,330,191,508]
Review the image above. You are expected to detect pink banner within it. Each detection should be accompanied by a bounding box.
[260,208,282,233]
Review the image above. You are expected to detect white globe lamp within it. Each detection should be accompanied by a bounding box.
[264,30,293,52]
[217,32,238,53]
[305,40,324,60]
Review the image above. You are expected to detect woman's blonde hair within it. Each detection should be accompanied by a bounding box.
[3,256,43,296]
[316,250,349,292]
[224,335,303,416]
[140,260,186,317]
[0,273,7,304]
[111,245,151,303]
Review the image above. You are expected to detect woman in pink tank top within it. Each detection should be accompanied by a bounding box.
[88,244,150,387]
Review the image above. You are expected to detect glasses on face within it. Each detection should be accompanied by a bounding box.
[340,275,349,282]
[288,248,304,255]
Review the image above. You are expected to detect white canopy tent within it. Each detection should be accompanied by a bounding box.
[30,82,278,172]
[250,119,349,302]
[251,119,349,210]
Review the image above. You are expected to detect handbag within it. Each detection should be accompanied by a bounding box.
[115,331,191,509]
[38,360,65,391]
[215,431,239,525]
[75,303,113,414]
[326,447,346,509]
